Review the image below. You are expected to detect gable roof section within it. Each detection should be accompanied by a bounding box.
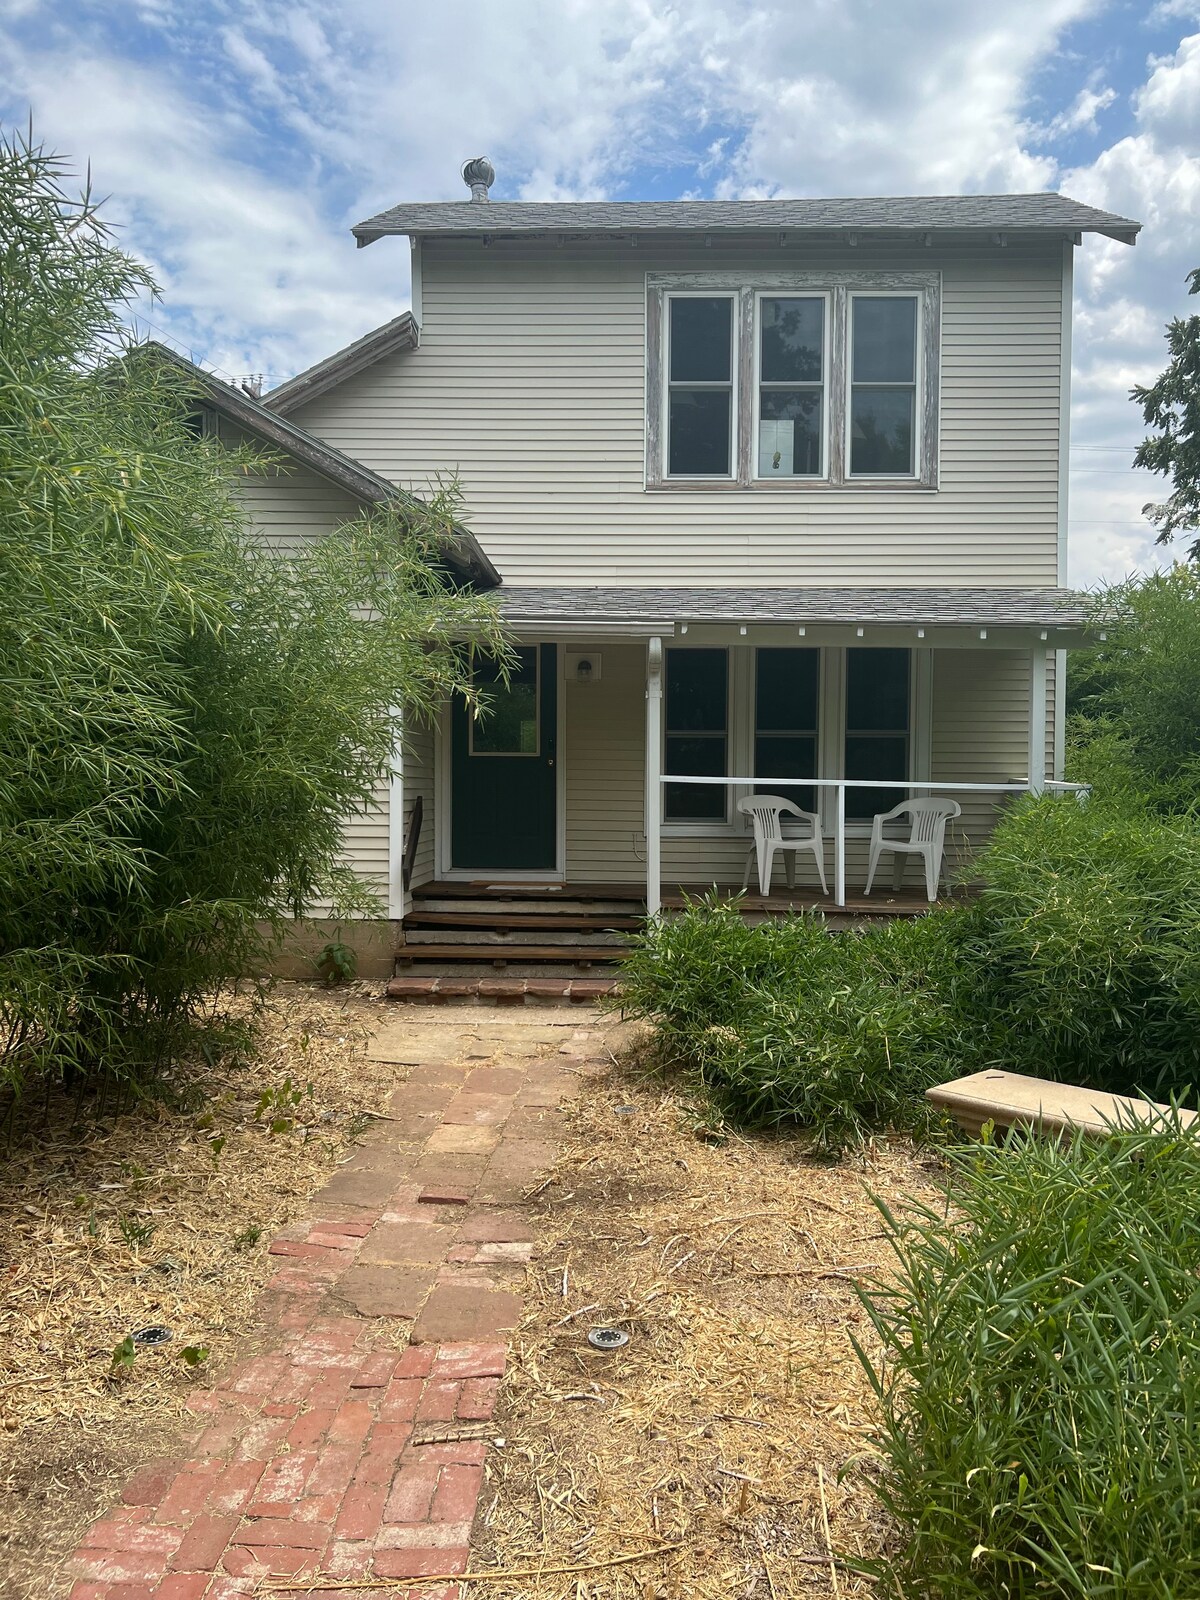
[264,312,418,416]
[140,341,498,590]
[353,193,1140,248]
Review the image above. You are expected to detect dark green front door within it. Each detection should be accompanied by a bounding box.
[451,644,557,871]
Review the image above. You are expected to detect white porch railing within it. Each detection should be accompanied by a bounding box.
[647,774,1090,913]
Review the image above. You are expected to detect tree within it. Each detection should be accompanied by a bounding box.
[1067,566,1200,811]
[0,127,510,1097]
[1133,268,1200,560]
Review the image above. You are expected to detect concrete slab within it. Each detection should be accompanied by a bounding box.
[927,1069,1197,1139]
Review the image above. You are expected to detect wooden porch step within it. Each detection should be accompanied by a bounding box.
[403,926,629,946]
[413,895,639,918]
[404,910,643,933]
[412,880,645,904]
[393,942,624,967]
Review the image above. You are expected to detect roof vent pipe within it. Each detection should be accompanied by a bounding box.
[462,157,495,202]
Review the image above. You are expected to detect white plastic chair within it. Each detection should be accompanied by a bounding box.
[738,795,828,897]
[864,798,961,902]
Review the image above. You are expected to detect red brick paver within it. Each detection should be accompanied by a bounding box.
[61,1008,614,1599]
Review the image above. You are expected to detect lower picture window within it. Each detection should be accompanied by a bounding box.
[665,648,728,820]
[844,647,910,817]
[754,648,819,811]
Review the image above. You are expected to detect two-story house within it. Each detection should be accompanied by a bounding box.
[225,168,1140,973]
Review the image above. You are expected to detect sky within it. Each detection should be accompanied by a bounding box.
[2,0,1198,587]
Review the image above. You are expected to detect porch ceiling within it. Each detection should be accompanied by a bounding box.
[497,585,1093,640]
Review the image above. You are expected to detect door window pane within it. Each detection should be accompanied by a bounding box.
[758,297,824,478]
[470,647,539,755]
[850,296,918,476]
[665,648,727,820]
[845,648,910,818]
[755,648,819,810]
[668,297,733,477]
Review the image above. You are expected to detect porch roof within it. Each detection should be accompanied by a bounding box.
[497,585,1091,633]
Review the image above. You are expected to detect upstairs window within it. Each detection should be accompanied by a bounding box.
[648,274,938,487]
[665,648,728,820]
[667,295,734,477]
[849,295,918,477]
[757,297,825,478]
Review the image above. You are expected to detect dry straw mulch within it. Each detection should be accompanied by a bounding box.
[474,1046,946,1599]
[0,981,400,1600]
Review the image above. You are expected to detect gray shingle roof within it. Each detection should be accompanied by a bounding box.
[354,193,1140,247]
[265,312,418,415]
[497,586,1092,629]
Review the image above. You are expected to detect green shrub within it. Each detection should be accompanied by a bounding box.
[0,131,510,1099]
[1068,567,1200,812]
[619,894,968,1150]
[964,795,1200,1101]
[858,1118,1200,1599]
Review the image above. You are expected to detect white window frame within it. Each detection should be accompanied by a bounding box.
[845,290,923,483]
[645,271,940,489]
[663,289,739,482]
[752,290,831,483]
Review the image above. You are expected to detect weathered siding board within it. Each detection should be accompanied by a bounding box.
[289,235,1064,587]
[403,719,436,891]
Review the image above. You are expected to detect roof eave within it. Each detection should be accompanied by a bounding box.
[353,221,1139,248]
[264,312,419,413]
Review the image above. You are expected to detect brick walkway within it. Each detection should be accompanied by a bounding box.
[64,1008,616,1600]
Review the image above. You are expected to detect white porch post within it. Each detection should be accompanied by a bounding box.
[1028,645,1049,795]
[387,707,407,919]
[834,782,846,908]
[645,636,663,916]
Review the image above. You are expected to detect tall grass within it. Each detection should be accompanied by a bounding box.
[962,795,1200,1101]
[619,895,968,1150]
[857,1117,1200,1598]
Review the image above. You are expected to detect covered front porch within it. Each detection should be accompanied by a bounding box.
[395,585,1092,963]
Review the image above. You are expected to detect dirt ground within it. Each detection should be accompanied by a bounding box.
[473,1036,946,1598]
[0,981,401,1600]
[1,987,946,1600]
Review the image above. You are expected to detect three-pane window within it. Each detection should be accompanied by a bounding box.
[657,282,931,485]
[667,296,734,477]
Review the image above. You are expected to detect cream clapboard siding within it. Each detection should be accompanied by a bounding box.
[219,421,393,906]
[287,234,1065,587]
[403,718,436,891]
[561,642,1037,888]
